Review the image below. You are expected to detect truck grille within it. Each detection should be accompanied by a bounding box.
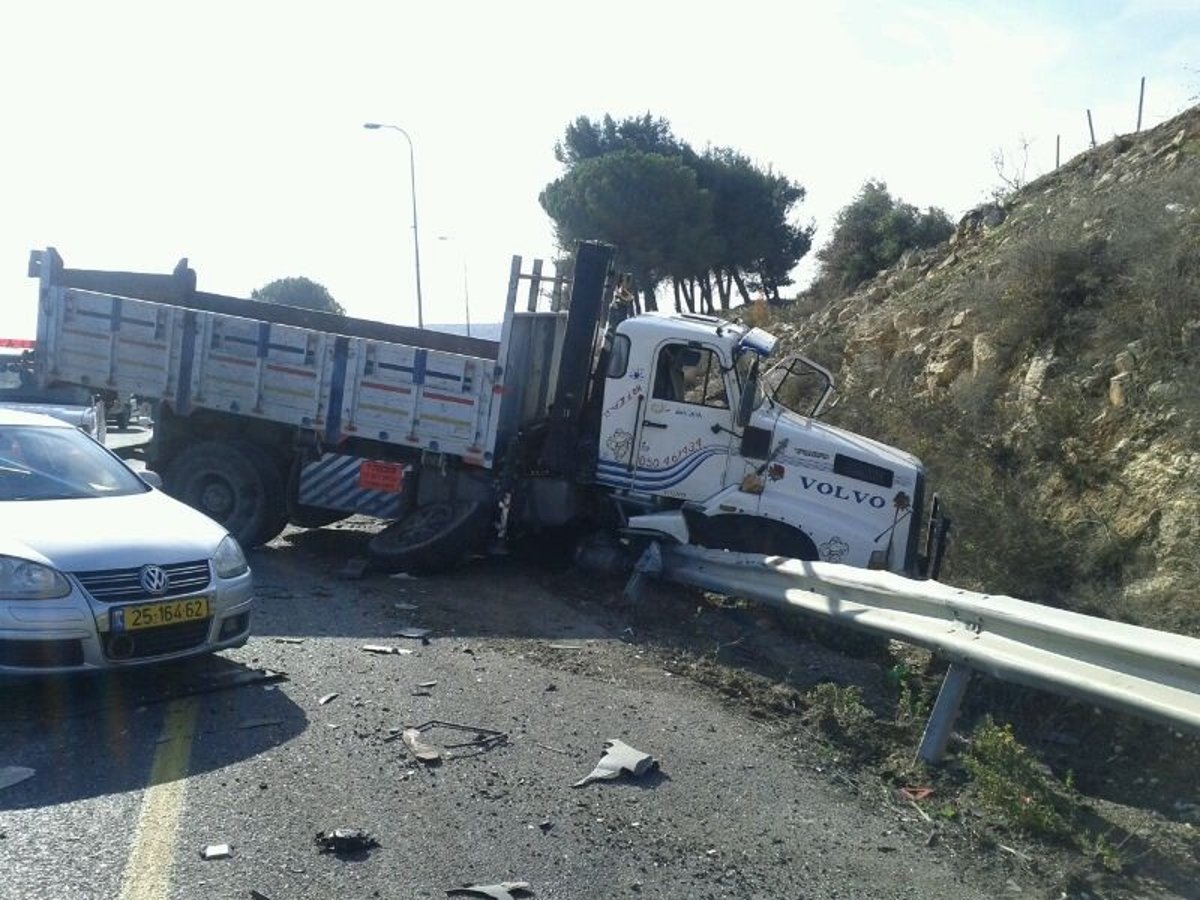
[73,560,212,603]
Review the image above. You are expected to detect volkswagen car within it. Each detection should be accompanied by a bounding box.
[0,408,252,673]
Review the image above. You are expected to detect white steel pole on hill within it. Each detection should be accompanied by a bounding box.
[364,122,425,329]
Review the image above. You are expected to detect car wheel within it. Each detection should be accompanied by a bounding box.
[163,440,282,548]
[368,500,491,573]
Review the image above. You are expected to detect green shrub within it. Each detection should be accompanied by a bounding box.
[963,720,1074,839]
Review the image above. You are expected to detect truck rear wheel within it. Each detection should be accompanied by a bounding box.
[233,441,289,546]
[162,440,285,548]
[368,500,491,573]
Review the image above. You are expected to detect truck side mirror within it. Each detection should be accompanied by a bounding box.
[736,357,759,428]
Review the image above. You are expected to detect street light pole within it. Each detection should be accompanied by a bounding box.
[363,122,424,329]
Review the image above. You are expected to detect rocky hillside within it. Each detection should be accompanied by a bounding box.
[775,104,1200,634]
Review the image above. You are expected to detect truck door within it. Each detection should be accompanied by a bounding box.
[632,342,735,501]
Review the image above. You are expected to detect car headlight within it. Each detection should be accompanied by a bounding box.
[212,535,249,578]
[0,555,72,600]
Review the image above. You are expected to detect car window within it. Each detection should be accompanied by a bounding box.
[0,424,146,501]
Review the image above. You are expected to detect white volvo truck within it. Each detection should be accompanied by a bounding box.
[28,243,947,576]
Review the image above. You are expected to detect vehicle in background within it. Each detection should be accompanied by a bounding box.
[0,339,105,443]
[100,389,138,430]
[28,245,949,578]
[0,408,252,674]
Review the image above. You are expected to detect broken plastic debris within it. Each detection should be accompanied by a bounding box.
[318,693,339,706]
[446,882,533,899]
[314,829,379,855]
[0,767,35,791]
[572,740,658,787]
[402,728,443,764]
[200,843,232,860]
[393,626,431,640]
[361,644,413,655]
[897,786,935,802]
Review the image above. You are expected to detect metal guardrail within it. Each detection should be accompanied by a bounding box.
[631,543,1200,760]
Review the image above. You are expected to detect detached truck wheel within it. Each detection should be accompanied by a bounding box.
[368,500,491,574]
[163,440,284,548]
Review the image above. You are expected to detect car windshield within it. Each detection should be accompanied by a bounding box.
[760,358,830,418]
[0,424,146,501]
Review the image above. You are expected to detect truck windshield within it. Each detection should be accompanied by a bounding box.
[760,357,832,418]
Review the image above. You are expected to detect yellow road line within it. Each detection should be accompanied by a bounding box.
[118,697,199,900]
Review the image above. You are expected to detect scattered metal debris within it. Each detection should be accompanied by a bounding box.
[361,644,413,655]
[318,693,339,706]
[239,717,283,730]
[402,728,442,764]
[314,829,379,856]
[249,891,273,900]
[200,844,232,860]
[393,626,431,640]
[0,767,35,791]
[546,643,584,650]
[416,681,438,689]
[393,601,419,611]
[402,720,508,764]
[339,558,370,580]
[389,572,418,581]
[573,740,658,787]
[446,882,533,899]
[273,637,305,645]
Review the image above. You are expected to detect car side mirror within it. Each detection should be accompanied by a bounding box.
[736,357,760,428]
[139,470,163,489]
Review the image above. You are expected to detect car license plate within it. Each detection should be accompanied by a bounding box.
[111,598,209,632]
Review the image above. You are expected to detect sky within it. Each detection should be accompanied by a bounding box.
[1,0,1196,337]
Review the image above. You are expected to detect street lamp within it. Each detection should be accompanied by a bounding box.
[437,235,472,337]
[363,121,424,329]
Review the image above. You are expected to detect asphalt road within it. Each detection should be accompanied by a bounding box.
[105,423,153,455]
[0,525,1030,900]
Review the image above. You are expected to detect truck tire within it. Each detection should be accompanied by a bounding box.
[232,441,289,546]
[162,440,284,548]
[368,500,491,574]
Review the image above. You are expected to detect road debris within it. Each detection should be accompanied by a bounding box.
[248,891,273,900]
[318,693,340,706]
[897,786,934,803]
[446,882,533,899]
[389,572,418,581]
[361,644,414,656]
[0,766,35,791]
[546,643,584,650]
[402,728,443,764]
[200,844,232,860]
[416,681,438,689]
[573,740,658,787]
[401,720,508,763]
[393,601,419,611]
[393,626,431,640]
[314,828,379,856]
[273,637,305,645]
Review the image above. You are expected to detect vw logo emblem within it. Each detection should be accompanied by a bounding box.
[139,564,171,596]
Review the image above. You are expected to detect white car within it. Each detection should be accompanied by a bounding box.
[0,408,252,674]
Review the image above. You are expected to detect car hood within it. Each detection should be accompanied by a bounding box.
[0,490,228,572]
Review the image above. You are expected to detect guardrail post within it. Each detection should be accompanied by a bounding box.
[624,542,663,604]
[917,663,972,764]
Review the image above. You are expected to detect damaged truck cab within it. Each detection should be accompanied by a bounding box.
[594,314,926,574]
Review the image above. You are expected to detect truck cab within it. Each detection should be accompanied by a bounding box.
[595,312,925,575]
